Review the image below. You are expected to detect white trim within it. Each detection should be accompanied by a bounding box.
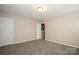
[0,39,35,47]
[46,39,79,49]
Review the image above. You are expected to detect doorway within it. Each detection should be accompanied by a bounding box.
[41,23,45,40]
[36,23,45,40]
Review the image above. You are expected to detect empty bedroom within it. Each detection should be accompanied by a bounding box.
[0,4,79,55]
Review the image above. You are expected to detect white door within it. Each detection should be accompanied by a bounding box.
[36,23,41,39]
[0,17,14,46]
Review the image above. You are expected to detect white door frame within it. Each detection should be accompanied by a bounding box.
[35,22,41,39]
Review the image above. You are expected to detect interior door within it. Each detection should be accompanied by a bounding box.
[0,17,14,46]
[36,22,41,39]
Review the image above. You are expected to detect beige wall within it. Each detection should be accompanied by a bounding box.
[0,12,39,45]
[44,11,79,48]
[13,16,37,43]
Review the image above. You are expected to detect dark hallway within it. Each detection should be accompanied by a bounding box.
[41,23,45,40]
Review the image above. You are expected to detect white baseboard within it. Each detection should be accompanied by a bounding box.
[46,39,79,49]
[0,43,13,47]
[0,39,35,47]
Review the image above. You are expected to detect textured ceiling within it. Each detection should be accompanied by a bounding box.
[0,4,79,20]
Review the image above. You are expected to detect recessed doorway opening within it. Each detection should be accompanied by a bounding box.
[41,23,45,40]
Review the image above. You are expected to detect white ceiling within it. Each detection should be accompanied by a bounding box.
[0,4,79,20]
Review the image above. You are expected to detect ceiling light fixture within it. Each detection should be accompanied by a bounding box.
[37,7,44,11]
[35,5,47,12]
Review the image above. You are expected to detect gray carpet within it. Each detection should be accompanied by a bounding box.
[0,39,79,55]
